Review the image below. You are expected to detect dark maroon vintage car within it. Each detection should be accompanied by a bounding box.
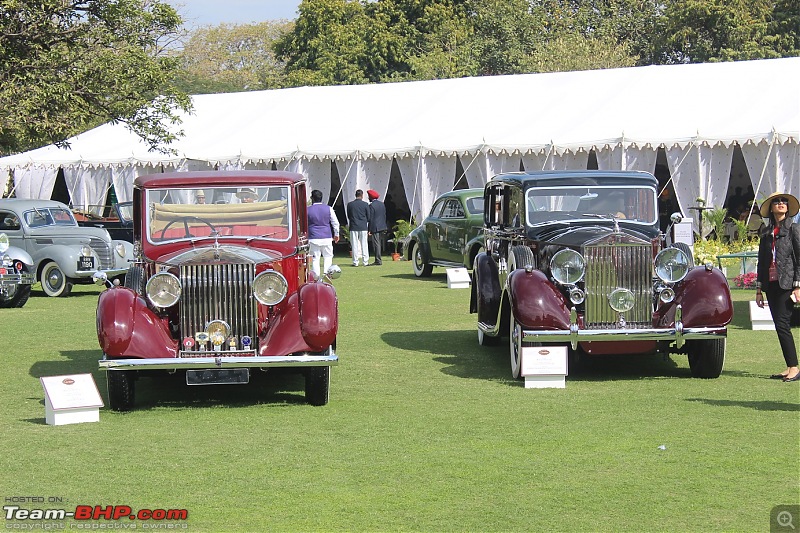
[96,171,339,410]
[471,171,732,379]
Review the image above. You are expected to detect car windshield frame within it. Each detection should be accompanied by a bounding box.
[23,207,78,228]
[525,185,658,227]
[145,186,293,244]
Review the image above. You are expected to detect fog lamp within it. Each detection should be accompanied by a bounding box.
[659,287,675,303]
[206,319,230,339]
[608,288,635,313]
[0,233,8,253]
[569,287,585,305]
[81,245,92,258]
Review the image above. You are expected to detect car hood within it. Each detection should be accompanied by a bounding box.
[155,244,280,266]
[27,225,112,242]
[533,224,654,248]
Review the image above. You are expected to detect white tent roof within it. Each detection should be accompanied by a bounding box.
[2,57,798,169]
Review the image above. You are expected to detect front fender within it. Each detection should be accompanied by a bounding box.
[298,281,338,351]
[96,286,177,359]
[4,246,33,266]
[406,228,430,262]
[36,245,83,277]
[657,267,733,328]
[507,268,571,330]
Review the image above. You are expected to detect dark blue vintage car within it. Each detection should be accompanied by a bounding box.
[406,189,485,277]
[470,171,732,379]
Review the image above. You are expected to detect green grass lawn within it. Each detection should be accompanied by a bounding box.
[1,255,798,532]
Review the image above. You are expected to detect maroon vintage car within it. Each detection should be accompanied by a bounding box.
[471,171,733,379]
[96,171,339,410]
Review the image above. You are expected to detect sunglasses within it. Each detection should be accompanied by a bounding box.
[771,197,789,205]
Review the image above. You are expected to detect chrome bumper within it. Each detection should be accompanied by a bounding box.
[516,305,726,350]
[100,353,338,371]
[77,267,127,277]
[0,272,35,286]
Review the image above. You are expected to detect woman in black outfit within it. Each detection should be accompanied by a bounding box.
[755,192,800,382]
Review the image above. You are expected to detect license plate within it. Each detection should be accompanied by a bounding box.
[186,368,250,385]
[77,257,94,270]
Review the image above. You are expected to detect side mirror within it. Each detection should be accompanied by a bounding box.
[670,212,683,223]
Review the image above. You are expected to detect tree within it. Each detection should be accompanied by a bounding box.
[0,0,191,155]
[176,21,293,94]
[657,0,797,63]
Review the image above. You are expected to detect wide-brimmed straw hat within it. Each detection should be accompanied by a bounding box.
[759,192,799,218]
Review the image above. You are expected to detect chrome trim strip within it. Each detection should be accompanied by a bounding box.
[100,353,339,371]
[0,273,36,285]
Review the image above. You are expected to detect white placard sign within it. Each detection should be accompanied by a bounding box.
[673,221,694,249]
[749,301,775,330]
[40,374,104,426]
[521,346,568,389]
[446,267,471,289]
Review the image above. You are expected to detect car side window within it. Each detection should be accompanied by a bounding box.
[441,199,464,219]
[25,209,52,228]
[429,200,445,219]
[0,211,20,230]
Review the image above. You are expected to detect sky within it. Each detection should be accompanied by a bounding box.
[166,1,302,28]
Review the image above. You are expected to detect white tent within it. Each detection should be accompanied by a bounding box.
[1,57,798,223]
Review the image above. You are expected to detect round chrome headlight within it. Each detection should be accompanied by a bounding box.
[145,272,181,308]
[81,245,92,257]
[0,233,8,254]
[253,270,288,306]
[608,288,635,313]
[115,242,126,258]
[659,287,675,303]
[550,249,585,285]
[655,247,690,283]
[2,254,12,266]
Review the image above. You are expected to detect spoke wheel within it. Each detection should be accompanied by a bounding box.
[510,317,523,379]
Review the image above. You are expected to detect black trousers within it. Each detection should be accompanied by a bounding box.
[765,285,799,367]
[370,231,385,264]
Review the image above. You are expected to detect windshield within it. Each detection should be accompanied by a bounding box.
[146,186,291,243]
[526,185,657,226]
[24,207,77,228]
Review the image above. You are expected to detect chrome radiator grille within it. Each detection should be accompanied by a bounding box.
[179,264,257,346]
[88,237,114,269]
[583,243,652,328]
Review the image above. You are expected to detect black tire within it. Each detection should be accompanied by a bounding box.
[411,240,432,277]
[687,338,725,378]
[107,371,135,411]
[124,264,146,295]
[510,245,535,272]
[305,366,330,406]
[670,242,695,268]
[40,261,73,297]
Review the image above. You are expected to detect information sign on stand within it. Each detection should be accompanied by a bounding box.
[673,221,694,251]
[521,346,568,389]
[749,301,775,330]
[446,268,471,289]
[40,374,104,426]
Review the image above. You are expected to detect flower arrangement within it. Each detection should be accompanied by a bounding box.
[733,272,757,289]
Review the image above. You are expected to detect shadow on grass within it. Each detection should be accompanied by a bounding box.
[381,329,690,384]
[729,300,753,330]
[686,397,799,412]
[28,350,310,413]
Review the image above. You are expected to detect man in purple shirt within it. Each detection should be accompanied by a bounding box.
[307,189,340,278]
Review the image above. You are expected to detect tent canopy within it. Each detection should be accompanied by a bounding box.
[1,57,798,224]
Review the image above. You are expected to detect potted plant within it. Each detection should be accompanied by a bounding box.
[391,218,414,260]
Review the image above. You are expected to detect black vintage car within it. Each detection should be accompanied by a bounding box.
[470,171,733,379]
